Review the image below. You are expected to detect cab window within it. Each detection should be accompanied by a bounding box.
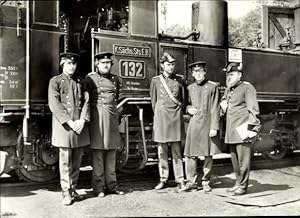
[60,0,129,35]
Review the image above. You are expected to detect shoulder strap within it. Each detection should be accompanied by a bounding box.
[159,75,182,106]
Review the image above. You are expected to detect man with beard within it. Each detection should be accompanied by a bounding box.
[182,61,221,193]
[150,52,185,191]
[84,52,124,197]
[220,62,260,196]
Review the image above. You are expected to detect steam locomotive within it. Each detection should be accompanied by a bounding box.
[0,0,299,182]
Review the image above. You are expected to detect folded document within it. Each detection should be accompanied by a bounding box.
[236,121,249,140]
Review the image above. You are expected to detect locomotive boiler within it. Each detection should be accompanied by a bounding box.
[0,0,299,182]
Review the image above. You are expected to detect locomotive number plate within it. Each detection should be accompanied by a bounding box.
[119,60,145,79]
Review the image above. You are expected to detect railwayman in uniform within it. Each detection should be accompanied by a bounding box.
[150,52,185,191]
[182,61,221,193]
[84,52,124,197]
[220,62,260,196]
[48,52,90,206]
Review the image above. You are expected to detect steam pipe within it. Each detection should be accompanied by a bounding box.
[158,30,200,41]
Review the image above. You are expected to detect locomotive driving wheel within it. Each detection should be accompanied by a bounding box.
[116,133,147,173]
[15,132,59,182]
[262,146,290,160]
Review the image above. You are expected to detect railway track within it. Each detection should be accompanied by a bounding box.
[1,153,300,188]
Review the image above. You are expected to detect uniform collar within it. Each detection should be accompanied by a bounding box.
[196,79,207,86]
[229,80,242,90]
[98,71,111,78]
[162,72,175,79]
[62,72,74,80]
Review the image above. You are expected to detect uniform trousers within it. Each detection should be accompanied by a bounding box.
[229,142,252,190]
[92,149,117,193]
[59,147,84,196]
[185,156,213,185]
[157,142,184,183]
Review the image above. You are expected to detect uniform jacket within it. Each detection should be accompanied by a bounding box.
[222,81,260,144]
[48,73,90,148]
[184,80,221,157]
[84,72,122,150]
[150,73,185,143]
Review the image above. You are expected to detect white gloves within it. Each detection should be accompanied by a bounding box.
[220,100,228,112]
[67,119,86,134]
[187,106,198,115]
[209,129,217,137]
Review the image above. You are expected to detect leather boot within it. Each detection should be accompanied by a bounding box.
[226,185,240,193]
[202,181,212,192]
[154,181,167,190]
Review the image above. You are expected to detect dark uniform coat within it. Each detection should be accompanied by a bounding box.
[223,81,260,144]
[184,80,221,157]
[48,73,90,148]
[150,73,185,143]
[84,72,121,150]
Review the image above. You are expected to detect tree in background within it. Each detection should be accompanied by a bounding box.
[228,8,261,47]
[166,24,191,36]
[160,1,167,33]
[229,0,297,47]
[255,0,297,7]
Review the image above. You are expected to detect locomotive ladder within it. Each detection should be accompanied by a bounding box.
[116,97,155,173]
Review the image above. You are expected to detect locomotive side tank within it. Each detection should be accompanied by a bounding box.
[0,1,64,181]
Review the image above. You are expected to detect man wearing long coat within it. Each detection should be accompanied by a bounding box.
[48,52,90,205]
[84,52,124,197]
[183,61,221,192]
[150,52,185,191]
[220,62,260,195]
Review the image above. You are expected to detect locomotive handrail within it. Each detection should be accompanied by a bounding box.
[135,106,148,171]
[159,30,200,41]
[0,112,14,117]
[117,97,151,109]
[117,106,148,173]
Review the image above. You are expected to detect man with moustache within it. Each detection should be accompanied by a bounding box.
[84,52,124,197]
[48,52,90,205]
[150,52,185,191]
[220,62,260,196]
[182,61,221,193]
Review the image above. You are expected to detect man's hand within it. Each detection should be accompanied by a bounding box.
[220,100,228,112]
[247,130,257,138]
[73,119,86,134]
[117,106,123,113]
[209,129,217,137]
[66,120,75,130]
[187,106,198,116]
